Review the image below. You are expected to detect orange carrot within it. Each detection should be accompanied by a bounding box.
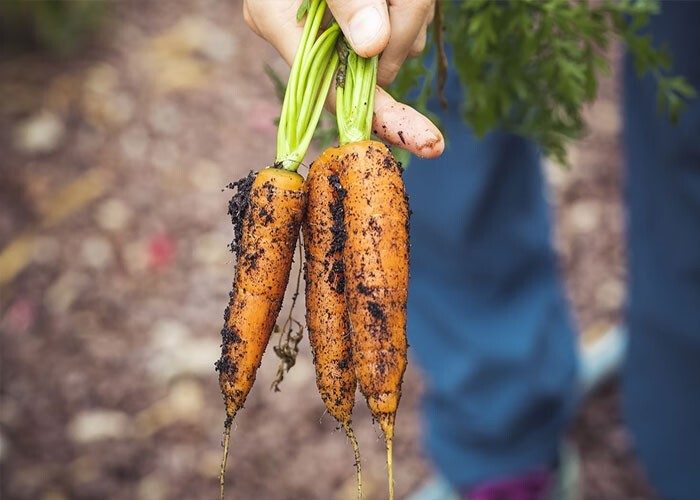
[215,167,305,498]
[215,1,340,496]
[338,140,409,500]
[303,147,362,496]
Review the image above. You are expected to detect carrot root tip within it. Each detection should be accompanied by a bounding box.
[219,424,232,500]
[342,421,363,499]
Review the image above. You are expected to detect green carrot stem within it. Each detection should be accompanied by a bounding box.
[336,38,378,145]
[275,1,339,170]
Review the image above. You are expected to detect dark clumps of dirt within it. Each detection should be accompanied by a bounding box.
[382,154,398,172]
[227,171,256,258]
[337,356,350,370]
[397,130,406,145]
[263,181,275,202]
[258,207,274,225]
[328,259,345,294]
[328,174,347,255]
[243,248,263,270]
[222,300,232,323]
[367,301,385,321]
[214,341,235,374]
[357,283,371,296]
[220,324,241,346]
[368,218,382,236]
[216,301,241,375]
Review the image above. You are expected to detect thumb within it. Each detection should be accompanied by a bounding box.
[327,0,390,57]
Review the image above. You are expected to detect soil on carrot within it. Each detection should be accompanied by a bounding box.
[328,173,347,256]
[0,2,653,499]
[227,172,255,257]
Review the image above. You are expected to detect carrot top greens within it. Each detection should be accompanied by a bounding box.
[275,0,339,171]
[335,40,378,145]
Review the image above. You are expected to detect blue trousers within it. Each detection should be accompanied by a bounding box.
[404,2,700,497]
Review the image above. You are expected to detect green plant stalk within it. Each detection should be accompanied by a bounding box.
[275,1,339,170]
[336,42,378,145]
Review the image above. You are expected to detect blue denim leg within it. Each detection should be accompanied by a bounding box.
[622,3,700,499]
[403,67,578,488]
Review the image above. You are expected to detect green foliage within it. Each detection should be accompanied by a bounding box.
[391,0,695,164]
[0,0,106,56]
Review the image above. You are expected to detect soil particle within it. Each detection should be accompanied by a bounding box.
[242,248,262,270]
[263,180,275,202]
[227,171,255,258]
[397,130,406,145]
[328,259,346,294]
[368,217,382,236]
[357,283,371,296]
[367,301,385,321]
[258,207,274,225]
[328,174,347,255]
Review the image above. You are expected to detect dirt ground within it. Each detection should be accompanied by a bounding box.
[1,1,656,499]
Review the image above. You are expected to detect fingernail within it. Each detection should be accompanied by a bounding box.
[348,6,384,53]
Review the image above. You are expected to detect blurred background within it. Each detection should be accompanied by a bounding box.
[0,1,653,498]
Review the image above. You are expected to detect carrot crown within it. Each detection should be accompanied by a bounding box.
[276,0,340,171]
[335,40,378,145]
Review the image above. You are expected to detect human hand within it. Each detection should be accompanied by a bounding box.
[243,0,444,158]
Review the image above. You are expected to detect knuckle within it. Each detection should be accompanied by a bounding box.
[408,42,425,58]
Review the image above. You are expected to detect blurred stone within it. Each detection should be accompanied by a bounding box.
[137,475,168,500]
[98,92,135,128]
[139,15,236,94]
[41,490,67,500]
[80,236,114,270]
[84,63,119,96]
[70,456,99,484]
[148,103,181,136]
[167,379,204,420]
[149,318,191,351]
[134,379,205,436]
[197,450,224,478]
[95,198,132,233]
[120,126,150,162]
[13,111,65,155]
[192,231,230,267]
[150,139,180,171]
[32,237,61,265]
[568,200,600,234]
[189,159,224,192]
[45,272,89,314]
[187,18,236,62]
[147,319,219,381]
[46,74,82,114]
[124,239,151,275]
[68,409,131,443]
[75,127,104,156]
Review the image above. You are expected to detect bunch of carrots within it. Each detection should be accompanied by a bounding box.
[215,2,415,498]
